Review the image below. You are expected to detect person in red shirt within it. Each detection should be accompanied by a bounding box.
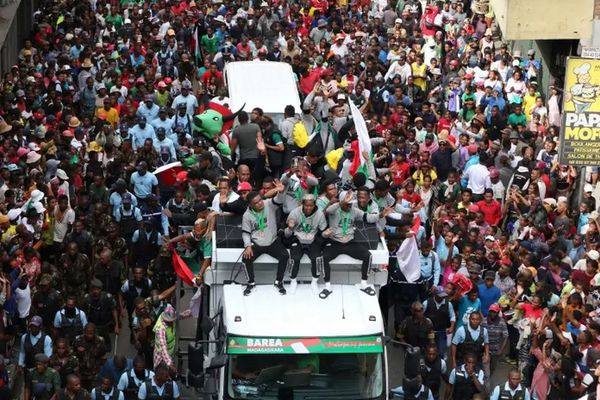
[476,188,501,226]
[201,62,223,87]
[390,152,411,186]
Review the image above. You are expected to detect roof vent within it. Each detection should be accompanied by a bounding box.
[369,316,376,321]
[235,316,242,322]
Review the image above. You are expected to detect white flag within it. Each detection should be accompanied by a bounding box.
[397,236,421,283]
[349,98,372,168]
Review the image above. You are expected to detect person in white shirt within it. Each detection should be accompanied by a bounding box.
[489,369,531,400]
[462,158,491,201]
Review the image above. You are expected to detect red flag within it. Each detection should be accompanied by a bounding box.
[411,215,421,234]
[172,250,195,286]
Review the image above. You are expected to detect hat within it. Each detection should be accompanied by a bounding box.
[62,129,74,138]
[6,164,18,172]
[162,305,177,322]
[585,184,594,193]
[317,19,327,27]
[543,198,557,207]
[484,270,495,280]
[81,58,93,68]
[509,131,520,140]
[489,303,501,313]
[433,286,448,298]
[589,250,600,261]
[0,118,12,135]
[157,81,167,88]
[485,235,496,242]
[17,147,29,158]
[237,182,252,191]
[182,80,192,89]
[87,141,103,153]
[30,316,43,327]
[7,209,21,221]
[527,49,535,56]
[30,190,44,203]
[68,117,81,128]
[468,264,482,274]
[414,117,423,123]
[26,152,41,164]
[56,169,69,180]
[90,278,103,289]
[467,144,478,154]
[337,93,346,100]
[34,353,49,363]
[121,193,132,204]
[335,34,344,41]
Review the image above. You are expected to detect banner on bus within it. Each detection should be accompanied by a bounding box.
[227,336,384,354]
[560,58,600,165]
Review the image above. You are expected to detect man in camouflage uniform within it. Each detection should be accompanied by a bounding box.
[31,274,63,329]
[57,243,91,298]
[72,323,107,390]
[95,223,129,278]
[80,279,119,352]
[132,285,176,365]
[148,247,176,292]
[89,203,113,238]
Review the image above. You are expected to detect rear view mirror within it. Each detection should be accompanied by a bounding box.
[207,354,228,370]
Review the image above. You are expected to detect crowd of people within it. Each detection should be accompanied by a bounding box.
[0,0,596,397]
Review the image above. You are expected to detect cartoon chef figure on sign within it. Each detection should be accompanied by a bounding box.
[567,62,600,113]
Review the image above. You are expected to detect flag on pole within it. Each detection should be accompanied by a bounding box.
[172,250,195,286]
[396,216,422,283]
[348,98,372,177]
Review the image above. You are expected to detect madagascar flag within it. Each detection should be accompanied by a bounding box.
[172,250,195,286]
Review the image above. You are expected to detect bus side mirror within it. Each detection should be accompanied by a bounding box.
[383,335,392,345]
[207,354,228,370]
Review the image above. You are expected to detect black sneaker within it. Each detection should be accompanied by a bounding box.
[243,282,256,296]
[274,281,286,295]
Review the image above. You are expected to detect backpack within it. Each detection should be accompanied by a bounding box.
[293,120,310,148]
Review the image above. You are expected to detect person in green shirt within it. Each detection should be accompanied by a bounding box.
[201,27,219,57]
[166,217,214,283]
[507,104,527,128]
[24,354,61,400]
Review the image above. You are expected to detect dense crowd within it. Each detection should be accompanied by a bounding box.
[0,0,594,398]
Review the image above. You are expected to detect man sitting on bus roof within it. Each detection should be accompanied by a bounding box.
[241,186,287,296]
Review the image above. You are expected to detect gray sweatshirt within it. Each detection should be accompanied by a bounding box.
[284,206,327,244]
[242,193,283,248]
[280,173,319,214]
[326,203,378,243]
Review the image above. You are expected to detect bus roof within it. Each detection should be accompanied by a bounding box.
[221,283,384,338]
[224,61,302,115]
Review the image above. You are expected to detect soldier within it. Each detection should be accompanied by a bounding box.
[64,219,95,261]
[80,279,119,351]
[24,354,61,400]
[53,297,88,345]
[95,223,129,266]
[117,356,154,400]
[120,267,152,340]
[94,249,124,297]
[148,247,176,292]
[49,338,80,388]
[73,323,107,390]
[58,243,92,298]
[17,316,53,373]
[31,274,63,329]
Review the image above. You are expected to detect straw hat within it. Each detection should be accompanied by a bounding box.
[81,58,93,68]
[68,117,81,128]
[0,118,12,135]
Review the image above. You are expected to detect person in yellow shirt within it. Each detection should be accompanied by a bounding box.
[522,84,540,123]
[96,98,120,128]
[411,54,428,92]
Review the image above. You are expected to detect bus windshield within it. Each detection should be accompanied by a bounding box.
[225,336,385,399]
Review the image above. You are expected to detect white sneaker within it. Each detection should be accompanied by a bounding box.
[289,279,298,295]
[311,278,319,294]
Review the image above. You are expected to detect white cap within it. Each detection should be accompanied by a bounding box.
[585,183,594,193]
[484,235,496,242]
[588,250,600,261]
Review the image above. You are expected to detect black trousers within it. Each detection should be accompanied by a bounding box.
[289,239,323,279]
[322,239,371,281]
[243,238,289,283]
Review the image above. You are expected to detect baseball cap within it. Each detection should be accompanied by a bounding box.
[484,270,495,280]
[237,182,252,192]
[489,303,501,313]
[122,193,132,204]
[433,286,448,298]
[29,316,43,327]
[588,250,600,261]
[468,264,482,274]
[585,184,594,193]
